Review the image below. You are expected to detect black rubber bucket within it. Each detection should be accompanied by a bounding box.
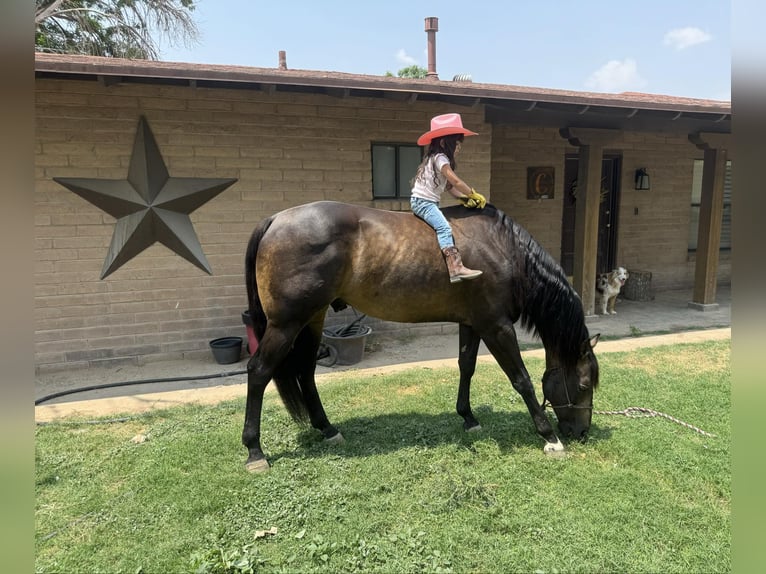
[209,336,243,364]
[321,324,372,365]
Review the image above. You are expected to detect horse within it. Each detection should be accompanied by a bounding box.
[242,201,600,472]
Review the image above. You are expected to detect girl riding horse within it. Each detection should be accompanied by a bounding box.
[411,113,487,283]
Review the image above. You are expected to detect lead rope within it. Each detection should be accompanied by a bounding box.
[543,368,716,438]
[593,406,716,438]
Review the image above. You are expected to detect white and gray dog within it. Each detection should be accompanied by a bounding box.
[595,267,629,315]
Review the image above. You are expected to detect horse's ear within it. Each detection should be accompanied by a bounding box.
[589,333,600,349]
[581,333,600,355]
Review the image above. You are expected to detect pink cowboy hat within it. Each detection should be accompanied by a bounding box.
[417,113,478,146]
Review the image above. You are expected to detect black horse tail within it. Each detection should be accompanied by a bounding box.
[245,217,273,342]
[244,216,311,424]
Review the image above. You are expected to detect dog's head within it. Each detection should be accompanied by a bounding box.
[612,267,629,287]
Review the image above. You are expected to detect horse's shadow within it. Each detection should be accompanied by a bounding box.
[265,405,613,465]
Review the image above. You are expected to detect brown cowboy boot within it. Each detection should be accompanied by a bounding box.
[441,246,482,283]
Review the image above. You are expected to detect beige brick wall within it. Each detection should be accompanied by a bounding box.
[489,125,570,253]
[616,133,731,288]
[35,79,491,371]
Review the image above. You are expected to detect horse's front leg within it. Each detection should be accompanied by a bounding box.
[457,323,482,431]
[479,320,563,455]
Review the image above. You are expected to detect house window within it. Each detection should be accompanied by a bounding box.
[688,159,732,251]
[371,143,422,199]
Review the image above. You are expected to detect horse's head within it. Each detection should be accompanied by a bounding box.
[542,334,600,441]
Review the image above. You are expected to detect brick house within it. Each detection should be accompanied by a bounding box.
[34,52,731,372]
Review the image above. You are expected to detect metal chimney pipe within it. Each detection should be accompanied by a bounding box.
[278,50,287,70]
[424,17,439,79]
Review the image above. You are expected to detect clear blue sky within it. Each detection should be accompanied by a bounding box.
[159,0,731,101]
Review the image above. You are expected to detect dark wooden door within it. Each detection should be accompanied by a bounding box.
[560,155,622,276]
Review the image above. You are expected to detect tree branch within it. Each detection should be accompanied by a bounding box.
[35,0,68,25]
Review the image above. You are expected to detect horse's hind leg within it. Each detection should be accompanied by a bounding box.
[479,319,563,453]
[242,323,301,473]
[457,323,482,431]
[296,313,343,443]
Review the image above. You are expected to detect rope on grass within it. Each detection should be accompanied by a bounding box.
[594,406,716,438]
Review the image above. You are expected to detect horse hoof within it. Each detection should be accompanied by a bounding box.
[466,424,483,433]
[324,431,345,445]
[543,439,566,457]
[245,458,271,473]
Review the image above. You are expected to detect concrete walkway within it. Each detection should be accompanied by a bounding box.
[35,285,731,422]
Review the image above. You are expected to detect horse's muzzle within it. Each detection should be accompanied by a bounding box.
[558,421,590,442]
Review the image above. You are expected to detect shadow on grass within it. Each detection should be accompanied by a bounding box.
[264,405,614,465]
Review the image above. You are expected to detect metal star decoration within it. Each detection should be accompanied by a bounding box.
[54,116,237,279]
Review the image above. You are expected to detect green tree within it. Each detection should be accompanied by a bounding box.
[385,65,428,78]
[35,0,199,60]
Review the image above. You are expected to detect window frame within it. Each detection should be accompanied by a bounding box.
[688,159,732,253]
[371,142,422,200]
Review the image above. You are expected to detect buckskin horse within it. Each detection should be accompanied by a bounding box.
[242,201,599,472]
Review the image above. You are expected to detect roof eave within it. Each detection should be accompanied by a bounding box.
[34,53,731,119]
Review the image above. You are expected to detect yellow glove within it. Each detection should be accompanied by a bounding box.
[465,189,487,209]
[459,196,479,208]
[469,189,487,208]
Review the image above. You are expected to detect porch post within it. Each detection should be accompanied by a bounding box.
[688,132,731,310]
[560,128,620,316]
[572,144,602,315]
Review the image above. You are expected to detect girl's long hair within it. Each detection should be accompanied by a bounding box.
[413,133,464,188]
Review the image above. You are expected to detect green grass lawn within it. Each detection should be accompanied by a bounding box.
[35,340,730,573]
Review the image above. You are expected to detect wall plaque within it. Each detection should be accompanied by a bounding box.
[527,166,555,200]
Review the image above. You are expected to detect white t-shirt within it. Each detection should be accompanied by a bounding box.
[411,153,451,203]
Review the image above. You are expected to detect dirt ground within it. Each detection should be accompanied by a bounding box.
[35,327,730,423]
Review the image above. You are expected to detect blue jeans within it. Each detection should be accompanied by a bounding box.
[411,197,454,249]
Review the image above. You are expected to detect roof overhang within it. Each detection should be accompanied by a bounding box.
[35,53,731,135]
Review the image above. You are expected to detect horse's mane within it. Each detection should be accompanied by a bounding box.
[490,206,588,368]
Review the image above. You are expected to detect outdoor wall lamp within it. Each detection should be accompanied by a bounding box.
[634,168,650,190]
